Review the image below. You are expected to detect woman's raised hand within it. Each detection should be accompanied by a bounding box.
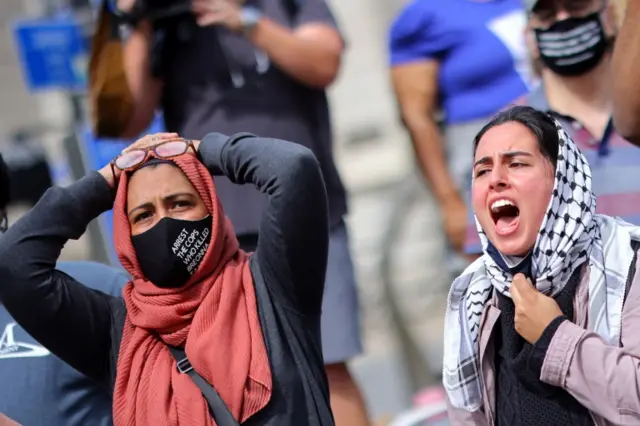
[98,132,179,188]
[124,133,201,156]
[122,132,181,153]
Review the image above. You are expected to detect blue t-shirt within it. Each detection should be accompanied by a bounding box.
[389,0,535,124]
[0,261,129,426]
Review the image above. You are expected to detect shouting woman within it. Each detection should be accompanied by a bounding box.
[444,106,640,425]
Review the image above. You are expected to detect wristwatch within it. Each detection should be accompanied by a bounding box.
[239,6,263,36]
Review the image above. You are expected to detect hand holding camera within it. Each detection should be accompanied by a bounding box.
[116,0,137,13]
[192,0,246,32]
[114,0,249,33]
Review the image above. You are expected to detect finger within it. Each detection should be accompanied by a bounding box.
[512,273,531,291]
[125,133,163,150]
[192,2,222,14]
[191,3,208,13]
[196,15,221,26]
[510,273,529,301]
[195,13,226,26]
[123,133,179,152]
[510,279,521,304]
[526,277,536,292]
[514,314,525,337]
[149,132,179,140]
[516,275,537,294]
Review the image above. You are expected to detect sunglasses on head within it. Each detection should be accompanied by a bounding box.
[109,138,197,182]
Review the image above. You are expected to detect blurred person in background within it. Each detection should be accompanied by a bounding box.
[445,106,640,425]
[111,1,368,423]
[389,0,536,275]
[612,0,640,144]
[0,153,129,426]
[464,0,640,254]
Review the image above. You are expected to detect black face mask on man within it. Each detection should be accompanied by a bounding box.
[534,11,608,76]
[132,215,212,289]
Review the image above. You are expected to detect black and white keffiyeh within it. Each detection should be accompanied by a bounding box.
[443,118,640,411]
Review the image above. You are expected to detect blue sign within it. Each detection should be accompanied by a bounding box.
[81,116,166,169]
[78,115,166,265]
[12,17,88,92]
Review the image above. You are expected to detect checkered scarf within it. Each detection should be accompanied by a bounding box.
[443,119,640,411]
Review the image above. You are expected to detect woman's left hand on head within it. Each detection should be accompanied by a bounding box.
[511,273,564,344]
[122,132,180,153]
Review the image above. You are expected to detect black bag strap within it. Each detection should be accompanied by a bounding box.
[168,347,239,426]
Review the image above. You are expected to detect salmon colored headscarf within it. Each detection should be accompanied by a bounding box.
[111,153,272,426]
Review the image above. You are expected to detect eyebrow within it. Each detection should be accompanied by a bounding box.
[473,151,533,168]
[127,192,195,217]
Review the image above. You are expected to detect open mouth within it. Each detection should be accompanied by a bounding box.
[490,199,520,235]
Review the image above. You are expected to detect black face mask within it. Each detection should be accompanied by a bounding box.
[535,11,608,76]
[132,215,212,289]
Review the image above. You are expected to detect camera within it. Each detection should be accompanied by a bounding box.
[110,0,193,24]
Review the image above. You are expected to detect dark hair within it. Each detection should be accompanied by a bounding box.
[473,105,559,168]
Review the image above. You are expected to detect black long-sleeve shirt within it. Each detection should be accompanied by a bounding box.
[0,132,333,426]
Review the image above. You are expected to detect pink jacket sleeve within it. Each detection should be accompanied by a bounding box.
[446,396,490,425]
[540,257,640,424]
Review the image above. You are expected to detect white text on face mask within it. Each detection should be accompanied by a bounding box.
[173,227,211,274]
[172,229,189,255]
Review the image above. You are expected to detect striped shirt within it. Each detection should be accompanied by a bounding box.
[464,86,640,253]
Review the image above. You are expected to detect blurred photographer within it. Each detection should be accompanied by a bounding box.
[111,0,369,425]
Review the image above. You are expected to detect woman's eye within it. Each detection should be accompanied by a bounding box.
[475,169,489,177]
[510,162,526,168]
[172,200,191,210]
[134,212,152,223]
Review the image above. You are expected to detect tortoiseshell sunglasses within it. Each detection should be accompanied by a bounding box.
[109,138,197,181]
